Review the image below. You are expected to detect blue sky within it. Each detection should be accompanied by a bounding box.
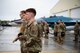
[0,0,59,20]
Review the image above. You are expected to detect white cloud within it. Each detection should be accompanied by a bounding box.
[0,0,59,20]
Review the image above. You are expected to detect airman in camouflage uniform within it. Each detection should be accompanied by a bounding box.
[13,10,27,53]
[57,20,66,44]
[41,22,45,32]
[60,22,66,44]
[54,22,58,41]
[19,8,42,53]
[44,22,49,39]
[74,21,79,42]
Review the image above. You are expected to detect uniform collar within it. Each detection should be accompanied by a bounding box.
[27,19,35,27]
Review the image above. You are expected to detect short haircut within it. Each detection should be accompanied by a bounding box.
[20,10,26,14]
[25,8,36,16]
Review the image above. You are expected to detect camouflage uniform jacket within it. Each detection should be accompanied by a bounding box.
[23,20,42,52]
[58,23,66,32]
[54,24,58,32]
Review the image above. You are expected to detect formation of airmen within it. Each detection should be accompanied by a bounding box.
[12,8,80,53]
[54,20,80,44]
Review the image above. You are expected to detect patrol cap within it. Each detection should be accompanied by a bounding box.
[25,8,36,16]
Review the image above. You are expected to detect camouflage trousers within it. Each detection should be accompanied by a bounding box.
[57,32,65,44]
[74,34,80,42]
[54,32,58,41]
[74,34,78,41]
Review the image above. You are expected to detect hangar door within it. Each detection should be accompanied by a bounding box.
[71,7,80,18]
[55,10,69,17]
